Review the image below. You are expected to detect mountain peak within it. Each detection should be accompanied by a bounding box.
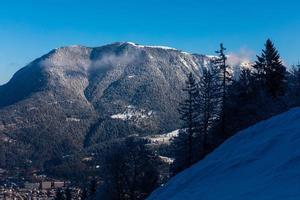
[121,41,179,51]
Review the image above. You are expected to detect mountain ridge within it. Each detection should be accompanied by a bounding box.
[0,42,247,168]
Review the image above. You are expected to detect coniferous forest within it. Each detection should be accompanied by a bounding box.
[2,1,300,199]
[1,4,300,197]
[48,39,299,200]
[0,26,300,200]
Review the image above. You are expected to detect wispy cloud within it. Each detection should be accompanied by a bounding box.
[91,52,138,69]
[227,48,255,66]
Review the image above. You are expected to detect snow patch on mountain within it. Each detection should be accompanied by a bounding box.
[127,75,135,79]
[66,117,81,122]
[125,42,177,50]
[146,129,180,145]
[159,156,174,164]
[111,105,153,121]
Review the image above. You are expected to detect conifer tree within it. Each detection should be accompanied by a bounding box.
[293,63,300,90]
[214,43,230,136]
[237,68,255,100]
[288,63,300,104]
[178,72,200,167]
[170,130,192,174]
[253,39,286,97]
[198,64,220,151]
[289,63,300,91]
[171,73,201,174]
[102,137,159,200]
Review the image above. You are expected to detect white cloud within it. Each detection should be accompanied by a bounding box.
[227,48,255,66]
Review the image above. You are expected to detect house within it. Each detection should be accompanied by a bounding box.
[41,182,52,190]
[24,182,39,190]
[53,181,64,188]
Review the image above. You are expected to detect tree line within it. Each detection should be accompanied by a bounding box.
[53,39,300,200]
[171,39,291,174]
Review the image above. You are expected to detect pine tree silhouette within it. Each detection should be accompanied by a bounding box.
[253,39,286,97]
[214,43,230,137]
[178,72,200,167]
[198,64,220,151]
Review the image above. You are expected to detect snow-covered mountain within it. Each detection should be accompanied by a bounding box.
[148,108,300,200]
[0,42,209,167]
[0,42,249,168]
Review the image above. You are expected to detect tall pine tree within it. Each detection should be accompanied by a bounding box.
[291,63,300,93]
[237,68,255,100]
[102,137,159,200]
[294,63,300,89]
[198,64,220,152]
[177,72,200,168]
[214,43,230,137]
[288,63,300,105]
[253,39,286,97]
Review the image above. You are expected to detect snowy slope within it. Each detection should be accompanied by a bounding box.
[148,108,300,200]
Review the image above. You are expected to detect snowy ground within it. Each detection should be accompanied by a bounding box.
[110,105,153,121]
[148,108,300,200]
[146,129,179,145]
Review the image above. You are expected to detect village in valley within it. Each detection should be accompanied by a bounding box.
[0,168,83,199]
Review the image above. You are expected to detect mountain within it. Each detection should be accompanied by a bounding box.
[148,108,300,200]
[0,42,218,167]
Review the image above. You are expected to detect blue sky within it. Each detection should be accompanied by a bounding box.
[0,0,299,84]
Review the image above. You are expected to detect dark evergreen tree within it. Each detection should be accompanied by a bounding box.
[253,39,286,97]
[291,63,300,91]
[222,40,287,139]
[170,130,192,174]
[102,137,159,200]
[224,67,257,136]
[198,64,221,152]
[214,43,230,136]
[287,63,300,105]
[236,68,255,100]
[177,72,200,167]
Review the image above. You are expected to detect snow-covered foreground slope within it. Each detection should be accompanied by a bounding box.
[148,108,300,200]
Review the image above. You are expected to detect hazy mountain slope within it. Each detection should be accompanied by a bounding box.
[0,42,215,167]
[0,46,97,166]
[148,108,300,200]
[0,42,250,168]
